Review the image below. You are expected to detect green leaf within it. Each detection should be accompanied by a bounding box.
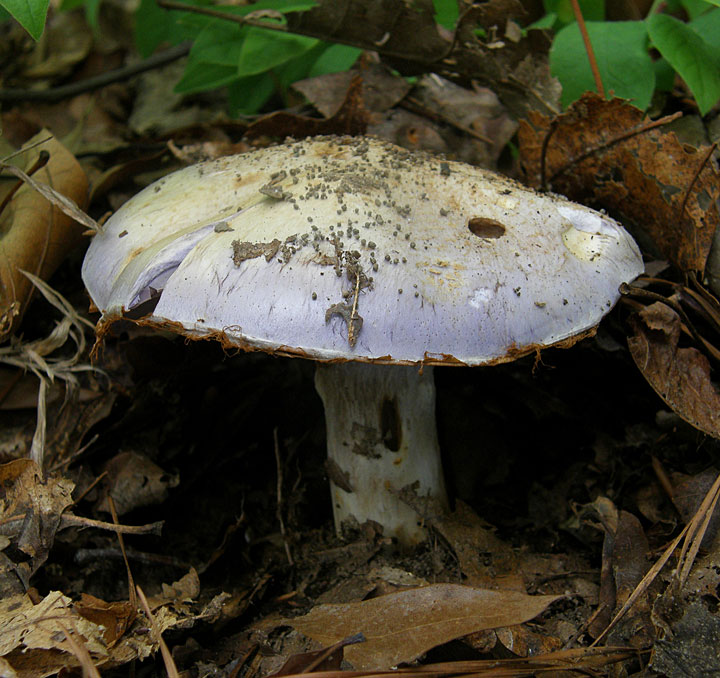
[433,0,458,29]
[308,44,362,78]
[526,12,557,31]
[690,7,720,48]
[237,27,318,78]
[84,0,102,29]
[543,0,604,25]
[681,0,715,19]
[653,58,676,92]
[227,73,276,115]
[135,0,208,57]
[647,13,720,115]
[174,19,244,92]
[0,0,50,39]
[551,21,655,109]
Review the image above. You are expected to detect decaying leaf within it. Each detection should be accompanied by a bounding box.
[75,594,136,648]
[430,500,523,590]
[270,634,364,676]
[0,459,74,589]
[628,302,720,438]
[0,590,106,677]
[518,94,720,273]
[584,499,653,647]
[651,602,720,677]
[245,75,368,139]
[274,583,560,669]
[0,132,89,339]
[96,451,179,516]
[292,65,411,118]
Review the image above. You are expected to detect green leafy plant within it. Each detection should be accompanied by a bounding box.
[544,0,720,114]
[134,0,361,115]
[0,0,50,39]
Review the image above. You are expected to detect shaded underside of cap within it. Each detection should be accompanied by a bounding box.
[82,136,644,366]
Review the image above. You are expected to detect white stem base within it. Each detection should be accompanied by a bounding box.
[315,363,447,544]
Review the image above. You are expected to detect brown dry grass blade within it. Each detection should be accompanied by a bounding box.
[0,132,92,339]
[272,646,638,678]
[136,585,179,678]
[592,473,720,646]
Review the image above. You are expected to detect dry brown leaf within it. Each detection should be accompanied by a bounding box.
[280,583,560,669]
[270,634,364,676]
[628,302,720,438]
[431,500,524,591]
[0,132,89,339]
[587,502,653,647]
[292,65,411,118]
[75,593,136,648]
[96,451,179,516]
[518,94,720,273]
[0,459,74,589]
[246,75,368,139]
[0,590,107,677]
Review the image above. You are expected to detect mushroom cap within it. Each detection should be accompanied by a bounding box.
[82,136,643,366]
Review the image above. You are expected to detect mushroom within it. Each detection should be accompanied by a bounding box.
[82,136,643,544]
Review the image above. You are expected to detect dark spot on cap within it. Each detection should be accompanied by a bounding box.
[468,217,506,239]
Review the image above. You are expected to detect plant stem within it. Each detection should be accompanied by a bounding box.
[570,0,605,98]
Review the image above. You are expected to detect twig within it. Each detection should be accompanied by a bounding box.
[60,513,164,535]
[274,428,294,566]
[570,0,604,98]
[0,42,191,103]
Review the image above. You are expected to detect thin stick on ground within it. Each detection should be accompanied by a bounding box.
[274,428,294,566]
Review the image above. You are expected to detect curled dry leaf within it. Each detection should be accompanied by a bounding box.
[0,590,106,676]
[245,75,369,139]
[518,94,720,273]
[75,593,136,648]
[273,583,560,670]
[0,132,89,339]
[96,451,179,516]
[628,302,720,438]
[0,459,74,589]
[587,502,653,647]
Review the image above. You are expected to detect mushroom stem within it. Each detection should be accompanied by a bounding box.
[315,362,447,544]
